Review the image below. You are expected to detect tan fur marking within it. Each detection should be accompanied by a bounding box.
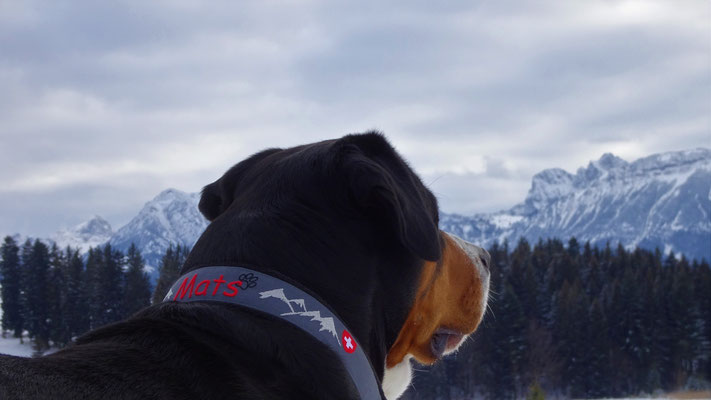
[386,233,486,367]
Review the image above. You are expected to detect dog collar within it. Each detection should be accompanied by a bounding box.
[164,266,384,400]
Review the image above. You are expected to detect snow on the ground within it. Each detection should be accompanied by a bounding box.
[0,333,34,357]
[0,285,58,357]
[0,284,34,357]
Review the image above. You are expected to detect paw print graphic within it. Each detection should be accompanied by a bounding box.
[239,273,259,289]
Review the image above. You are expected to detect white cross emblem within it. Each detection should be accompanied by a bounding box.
[345,336,353,350]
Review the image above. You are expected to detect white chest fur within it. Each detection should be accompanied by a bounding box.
[382,355,413,399]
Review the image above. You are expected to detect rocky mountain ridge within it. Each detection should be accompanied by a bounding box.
[42,147,711,281]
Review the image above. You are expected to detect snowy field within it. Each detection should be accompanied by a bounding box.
[0,333,34,357]
[0,285,35,357]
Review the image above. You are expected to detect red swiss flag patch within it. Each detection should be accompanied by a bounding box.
[342,330,356,354]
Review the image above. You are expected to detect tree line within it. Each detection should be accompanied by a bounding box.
[402,238,711,399]
[2,235,709,398]
[0,236,155,353]
[0,235,192,355]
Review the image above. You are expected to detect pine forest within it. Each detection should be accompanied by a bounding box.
[1,235,709,399]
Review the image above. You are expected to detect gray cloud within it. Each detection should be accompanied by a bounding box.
[0,0,709,236]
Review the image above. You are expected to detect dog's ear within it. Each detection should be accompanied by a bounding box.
[199,148,283,222]
[339,133,441,261]
[199,180,228,222]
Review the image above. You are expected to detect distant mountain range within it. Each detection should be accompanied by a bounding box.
[46,148,711,282]
[108,189,208,274]
[441,148,710,262]
[50,190,208,276]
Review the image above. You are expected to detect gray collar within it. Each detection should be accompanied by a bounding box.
[164,266,383,400]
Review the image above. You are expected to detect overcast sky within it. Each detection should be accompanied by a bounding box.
[1,0,709,237]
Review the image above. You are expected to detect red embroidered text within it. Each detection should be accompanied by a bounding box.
[173,274,243,301]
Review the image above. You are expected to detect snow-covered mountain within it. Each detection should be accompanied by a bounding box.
[43,147,710,284]
[108,189,209,274]
[49,216,113,252]
[441,148,711,262]
[40,189,207,282]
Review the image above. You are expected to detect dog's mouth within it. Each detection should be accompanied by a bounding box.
[430,328,466,358]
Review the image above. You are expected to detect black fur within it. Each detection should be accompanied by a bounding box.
[0,132,441,399]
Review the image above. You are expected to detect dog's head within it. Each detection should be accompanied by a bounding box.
[188,132,489,399]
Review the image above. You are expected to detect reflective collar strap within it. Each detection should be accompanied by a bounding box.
[163,266,383,400]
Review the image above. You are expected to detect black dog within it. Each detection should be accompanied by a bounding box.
[0,132,489,399]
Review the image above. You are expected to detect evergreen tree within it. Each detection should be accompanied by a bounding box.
[17,239,33,344]
[21,240,51,352]
[63,247,89,341]
[94,244,125,328]
[0,236,23,338]
[552,279,589,397]
[152,244,188,304]
[666,256,704,387]
[583,299,610,397]
[46,244,67,346]
[493,281,527,397]
[693,260,711,380]
[123,243,152,317]
[646,266,668,390]
[85,247,102,329]
[465,236,500,398]
[524,319,561,392]
[567,237,580,258]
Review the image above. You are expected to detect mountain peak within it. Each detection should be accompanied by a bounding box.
[109,189,208,276]
[526,168,574,211]
[156,188,186,198]
[81,215,112,233]
[441,147,710,262]
[50,215,113,251]
[596,153,628,170]
[151,188,193,205]
[573,153,628,184]
[631,147,711,173]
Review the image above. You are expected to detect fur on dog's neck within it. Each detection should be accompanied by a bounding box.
[183,213,424,389]
[164,265,383,399]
